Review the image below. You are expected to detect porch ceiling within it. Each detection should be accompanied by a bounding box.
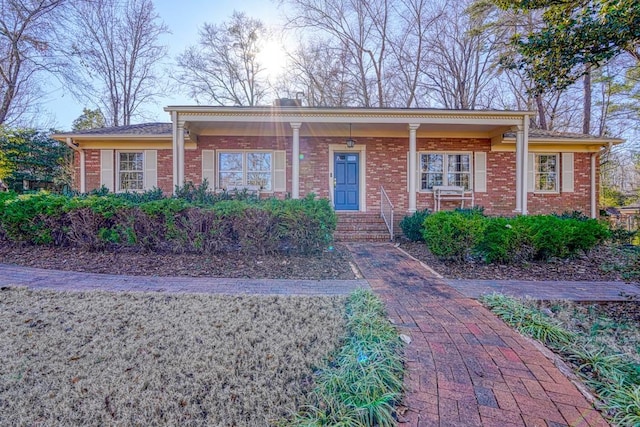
[186,121,513,139]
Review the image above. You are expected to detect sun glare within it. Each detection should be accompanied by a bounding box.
[259,39,288,79]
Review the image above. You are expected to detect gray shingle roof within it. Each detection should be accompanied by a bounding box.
[58,122,172,136]
[504,128,616,141]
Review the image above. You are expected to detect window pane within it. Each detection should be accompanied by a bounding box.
[219,153,243,171]
[423,173,443,190]
[247,152,271,172]
[420,154,443,190]
[120,172,143,190]
[219,172,243,188]
[421,154,443,172]
[447,154,470,172]
[535,154,557,191]
[448,173,470,189]
[247,172,272,190]
[119,152,143,191]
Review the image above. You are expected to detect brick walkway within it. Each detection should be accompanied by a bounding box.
[346,243,609,427]
[444,279,640,301]
[0,263,369,296]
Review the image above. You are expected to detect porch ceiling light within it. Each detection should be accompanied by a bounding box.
[346,123,356,148]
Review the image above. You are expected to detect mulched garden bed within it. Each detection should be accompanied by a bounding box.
[400,240,637,282]
[0,242,356,280]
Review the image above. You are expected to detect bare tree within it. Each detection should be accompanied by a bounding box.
[69,0,168,126]
[282,0,393,107]
[421,0,501,109]
[281,0,450,108]
[0,0,67,125]
[386,0,443,107]
[277,39,354,107]
[175,12,269,106]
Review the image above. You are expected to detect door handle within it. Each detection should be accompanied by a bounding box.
[333,178,337,188]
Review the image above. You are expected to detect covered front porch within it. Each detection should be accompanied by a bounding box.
[165,106,534,219]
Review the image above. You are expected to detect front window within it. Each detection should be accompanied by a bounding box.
[218,151,273,191]
[118,152,143,191]
[535,154,558,192]
[420,153,471,190]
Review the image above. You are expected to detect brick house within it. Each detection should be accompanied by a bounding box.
[53,106,621,236]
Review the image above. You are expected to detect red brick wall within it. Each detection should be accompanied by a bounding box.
[527,152,594,215]
[156,149,173,193]
[84,149,101,192]
[191,136,291,196]
[80,148,173,194]
[79,137,597,217]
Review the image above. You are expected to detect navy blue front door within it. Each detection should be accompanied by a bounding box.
[334,153,359,210]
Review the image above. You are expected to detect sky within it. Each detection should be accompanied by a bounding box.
[41,0,287,131]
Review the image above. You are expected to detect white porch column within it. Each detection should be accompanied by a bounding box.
[172,111,179,191]
[521,116,529,215]
[514,126,524,213]
[291,122,301,199]
[408,123,420,213]
[79,149,86,193]
[177,121,185,186]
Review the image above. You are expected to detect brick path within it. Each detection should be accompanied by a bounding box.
[444,279,640,301]
[346,243,609,427]
[0,263,369,296]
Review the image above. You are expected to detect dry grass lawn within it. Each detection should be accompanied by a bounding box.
[0,287,346,426]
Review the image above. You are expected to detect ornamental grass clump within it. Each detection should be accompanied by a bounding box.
[288,289,405,426]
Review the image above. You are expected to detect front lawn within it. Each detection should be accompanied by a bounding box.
[0,288,346,425]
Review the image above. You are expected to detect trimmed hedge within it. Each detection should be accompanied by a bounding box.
[421,209,610,262]
[0,191,335,254]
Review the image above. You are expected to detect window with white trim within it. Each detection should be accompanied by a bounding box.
[118,152,144,191]
[534,153,558,192]
[420,153,471,190]
[218,151,273,191]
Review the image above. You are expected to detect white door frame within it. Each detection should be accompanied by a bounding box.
[328,144,366,212]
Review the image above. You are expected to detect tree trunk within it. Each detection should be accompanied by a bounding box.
[583,65,591,135]
[535,94,547,130]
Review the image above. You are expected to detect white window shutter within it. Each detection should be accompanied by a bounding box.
[474,152,487,193]
[143,150,157,190]
[527,153,535,192]
[100,150,114,191]
[202,149,215,188]
[273,150,286,191]
[562,153,574,193]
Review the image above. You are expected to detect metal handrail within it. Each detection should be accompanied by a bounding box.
[380,186,394,241]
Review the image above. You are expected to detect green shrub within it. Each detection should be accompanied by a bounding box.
[422,210,487,260]
[525,215,609,260]
[474,217,532,264]
[399,209,429,241]
[0,191,68,244]
[0,191,335,255]
[422,210,609,263]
